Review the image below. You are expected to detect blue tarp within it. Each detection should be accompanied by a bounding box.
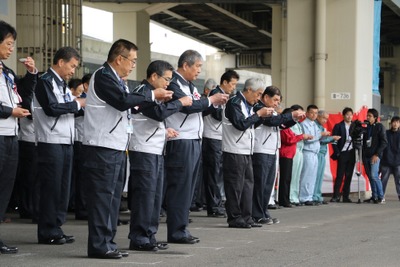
[372,0,382,95]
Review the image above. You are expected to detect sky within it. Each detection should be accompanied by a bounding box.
[82,6,218,58]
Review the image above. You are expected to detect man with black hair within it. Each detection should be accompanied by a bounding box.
[252,86,305,223]
[0,20,37,254]
[202,70,240,217]
[34,46,85,246]
[330,107,356,203]
[128,60,192,252]
[362,108,387,204]
[380,116,400,200]
[299,105,323,205]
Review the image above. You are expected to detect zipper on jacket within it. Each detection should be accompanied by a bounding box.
[146,127,159,142]
[262,133,271,145]
[236,131,245,143]
[180,114,189,128]
[51,117,60,131]
[109,116,122,134]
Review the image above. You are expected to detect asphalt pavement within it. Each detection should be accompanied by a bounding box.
[1,183,400,267]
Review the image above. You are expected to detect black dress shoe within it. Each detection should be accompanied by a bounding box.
[228,222,251,229]
[169,236,200,244]
[153,242,169,250]
[62,235,75,243]
[38,237,66,245]
[88,250,122,259]
[330,197,340,203]
[268,204,277,209]
[342,198,352,203]
[117,219,130,226]
[363,197,376,203]
[115,250,129,257]
[207,211,226,218]
[249,222,263,228]
[304,201,315,206]
[129,243,158,251]
[0,244,18,254]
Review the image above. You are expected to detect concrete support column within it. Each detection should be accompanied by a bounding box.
[113,10,150,81]
[271,4,285,94]
[325,0,375,112]
[285,0,314,108]
[314,0,327,109]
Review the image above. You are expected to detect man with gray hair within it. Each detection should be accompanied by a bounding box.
[164,50,228,244]
[313,110,340,204]
[202,78,217,97]
[222,78,274,228]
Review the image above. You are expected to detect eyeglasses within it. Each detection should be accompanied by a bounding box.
[3,42,15,49]
[157,74,172,82]
[120,55,137,66]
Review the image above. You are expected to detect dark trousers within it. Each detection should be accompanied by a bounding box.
[202,138,224,214]
[279,157,293,206]
[128,151,163,246]
[223,152,254,225]
[37,143,73,240]
[15,141,39,220]
[191,156,204,209]
[252,153,276,220]
[164,139,201,241]
[83,145,126,255]
[0,136,19,220]
[72,141,87,219]
[333,149,355,198]
[380,164,400,198]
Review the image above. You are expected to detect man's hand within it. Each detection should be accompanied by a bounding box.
[12,107,30,118]
[292,110,306,120]
[257,107,274,118]
[75,97,86,108]
[321,131,331,137]
[371,155,379,164]
[153,88,173,102]
[208,93,229,106]
[178,96,192,107]
[166,128,179,139]
[20,57,36,73]
[303,134,313,140]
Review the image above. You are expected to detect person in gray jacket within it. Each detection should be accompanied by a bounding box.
[82,39,172,260]
[252,86,304,224]
[128,60,192,252]
[0,20,37,254]
[164,50,228,244]
[222,78,274,228]
[33,47,85,246]
[202,70,239,217]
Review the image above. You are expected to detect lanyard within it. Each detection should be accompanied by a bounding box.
[3,71,22,103]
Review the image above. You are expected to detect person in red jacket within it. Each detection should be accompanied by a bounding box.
[278,108,312,207]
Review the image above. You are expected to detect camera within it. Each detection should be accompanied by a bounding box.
[350,120,369,149]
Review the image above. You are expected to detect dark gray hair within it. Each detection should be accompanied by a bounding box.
[178,50,203,68]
